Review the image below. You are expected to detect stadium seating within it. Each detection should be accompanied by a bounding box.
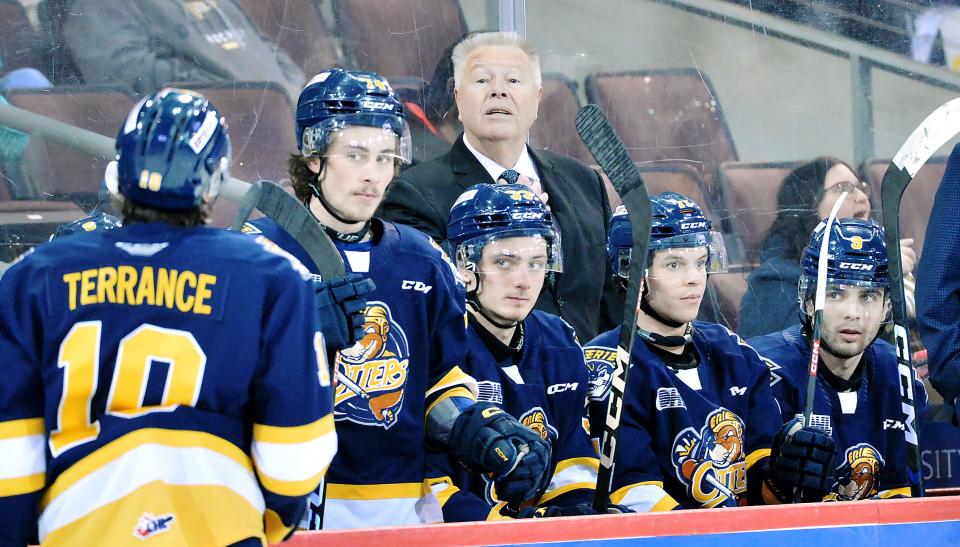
[0,1,43,73]
[584,68,738,211]
[236,0,342,75]
[35,0,83,85]
[529,74,593,165]
[332,0,468,82]
[862,156,948,259]
[718,160,803,265]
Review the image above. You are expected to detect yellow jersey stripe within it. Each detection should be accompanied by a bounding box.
[745,448,771,470]
[257,465,328,498]
[326,482,423,500]
[425,366,478,400]
[424,386,475,417]
[0,472,45,496]
[610,480,664,504]
[538,481,595,504]
[878,486,912,498]
[0,417,44,440]
[253,414,334,445]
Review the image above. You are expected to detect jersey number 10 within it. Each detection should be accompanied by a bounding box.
[49,321,206,457]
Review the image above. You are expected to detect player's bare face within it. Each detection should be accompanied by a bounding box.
[817,163,871,221]
[312,127,398,226]
[816,284,888,359]
[472,237,548,324]
[455,45,542,146]
[645,247,707,325]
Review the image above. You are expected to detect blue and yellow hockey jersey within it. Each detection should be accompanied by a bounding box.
[0,223,336,546]
[749,325,926,500]
[426,311,598,521]
[243,218,476,529]
[585,322,781,511]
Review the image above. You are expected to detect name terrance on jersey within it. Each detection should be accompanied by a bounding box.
[245,217,476,529]
[0,224,335,546]
[749,325,927,500]
[585,322,781,512]
[426,312,598,521]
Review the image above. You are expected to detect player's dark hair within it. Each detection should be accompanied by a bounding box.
[119,198,208,227]
[288,153,325,207]
[761,156,856,262]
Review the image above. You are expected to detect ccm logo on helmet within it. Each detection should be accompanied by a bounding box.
[547,382,579,395]
[680,221,708,230]
[838,262,874,271]
[511,211,544,220]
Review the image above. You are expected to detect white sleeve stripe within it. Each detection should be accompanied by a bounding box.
[619,484,673,513]
[0,434,46,479]
[252,431,337,482]
[545,464,597,494]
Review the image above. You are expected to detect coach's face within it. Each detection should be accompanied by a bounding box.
[455,45,542,147]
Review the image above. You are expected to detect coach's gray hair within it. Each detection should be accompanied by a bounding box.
[452,32,542,88]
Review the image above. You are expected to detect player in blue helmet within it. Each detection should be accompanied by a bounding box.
[50,211,122,239]
[423,184,611,521]
[0,88,364,545]
[586,192,818,511]
[242,70,551,530]
[749,218,926,501]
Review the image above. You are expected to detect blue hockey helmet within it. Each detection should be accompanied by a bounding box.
[296,69,411,163]
[111,88,230,210]
[447,183,562,273]
[799,218,890,315]
[50,211,122,240]
[606,192,727,279]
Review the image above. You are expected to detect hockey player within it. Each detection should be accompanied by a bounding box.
[749,218,926,500]
[0,89,356,546]
[585,193,836,511]
[424,184,600,520]
[242,69,551,529]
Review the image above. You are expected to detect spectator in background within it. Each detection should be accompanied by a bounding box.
[737,156,916,338]
[381,31,617,341]
[63,0,305,100]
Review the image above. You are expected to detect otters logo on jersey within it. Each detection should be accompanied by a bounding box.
[826,443,885,501]
[671,408,747,508]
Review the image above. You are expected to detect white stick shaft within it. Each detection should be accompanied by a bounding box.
[814,192,849,310]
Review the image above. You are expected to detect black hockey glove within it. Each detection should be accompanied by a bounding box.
[313,273,375,352]
[515,503,633,518]
[766,417,837,503]
[448,402,552,506]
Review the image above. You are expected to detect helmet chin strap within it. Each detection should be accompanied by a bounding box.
[308,180,370,243]
[637,283,693,347]
[465,273,520,330]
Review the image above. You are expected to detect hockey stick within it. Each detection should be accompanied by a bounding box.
[228,179,263,232]
[576,104,652,512]
[252,180,346,280]
[795,192,847,502]
[880,98,960,497]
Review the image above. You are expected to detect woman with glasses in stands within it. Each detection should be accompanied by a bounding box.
[737,156,916,338]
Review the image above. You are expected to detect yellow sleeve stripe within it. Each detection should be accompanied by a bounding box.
[0,472,45,496]
[538,481,595,504]
[424,386,475,417]
[486,501,512,520]
[325,482,425,500]
[258,465,329,498]
[422,476,460,508]
[878,486,912,498]
[264,508,294,545]
[253,414,334,445]
[609,480,664,504]
[553,457,600,474]
[745,448,771,470]
[651,495,680,512]
[42,428,252,506]
[425,366,478,400]
[0,418,44,440]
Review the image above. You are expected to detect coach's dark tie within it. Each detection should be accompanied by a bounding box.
[497,169,520,185]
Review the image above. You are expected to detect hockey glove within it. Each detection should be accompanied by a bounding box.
[766,417,837,503]
[314,273,376,352]
[515,503,632,518]
[448,402,553,506]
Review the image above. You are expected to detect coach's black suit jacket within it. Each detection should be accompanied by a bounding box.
[381,134,617,341]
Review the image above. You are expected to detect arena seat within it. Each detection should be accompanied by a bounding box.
[862,156,948,259]
[5,86,135,206]
[0,1,43,73]
[235,0,342,75]
[185,82,298,227]
[529,74,593,165]
[584,69,738,211]
[718,160,803,265]
[598,161,713,218]
[36,0,83,85]
[332,0,468,82]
